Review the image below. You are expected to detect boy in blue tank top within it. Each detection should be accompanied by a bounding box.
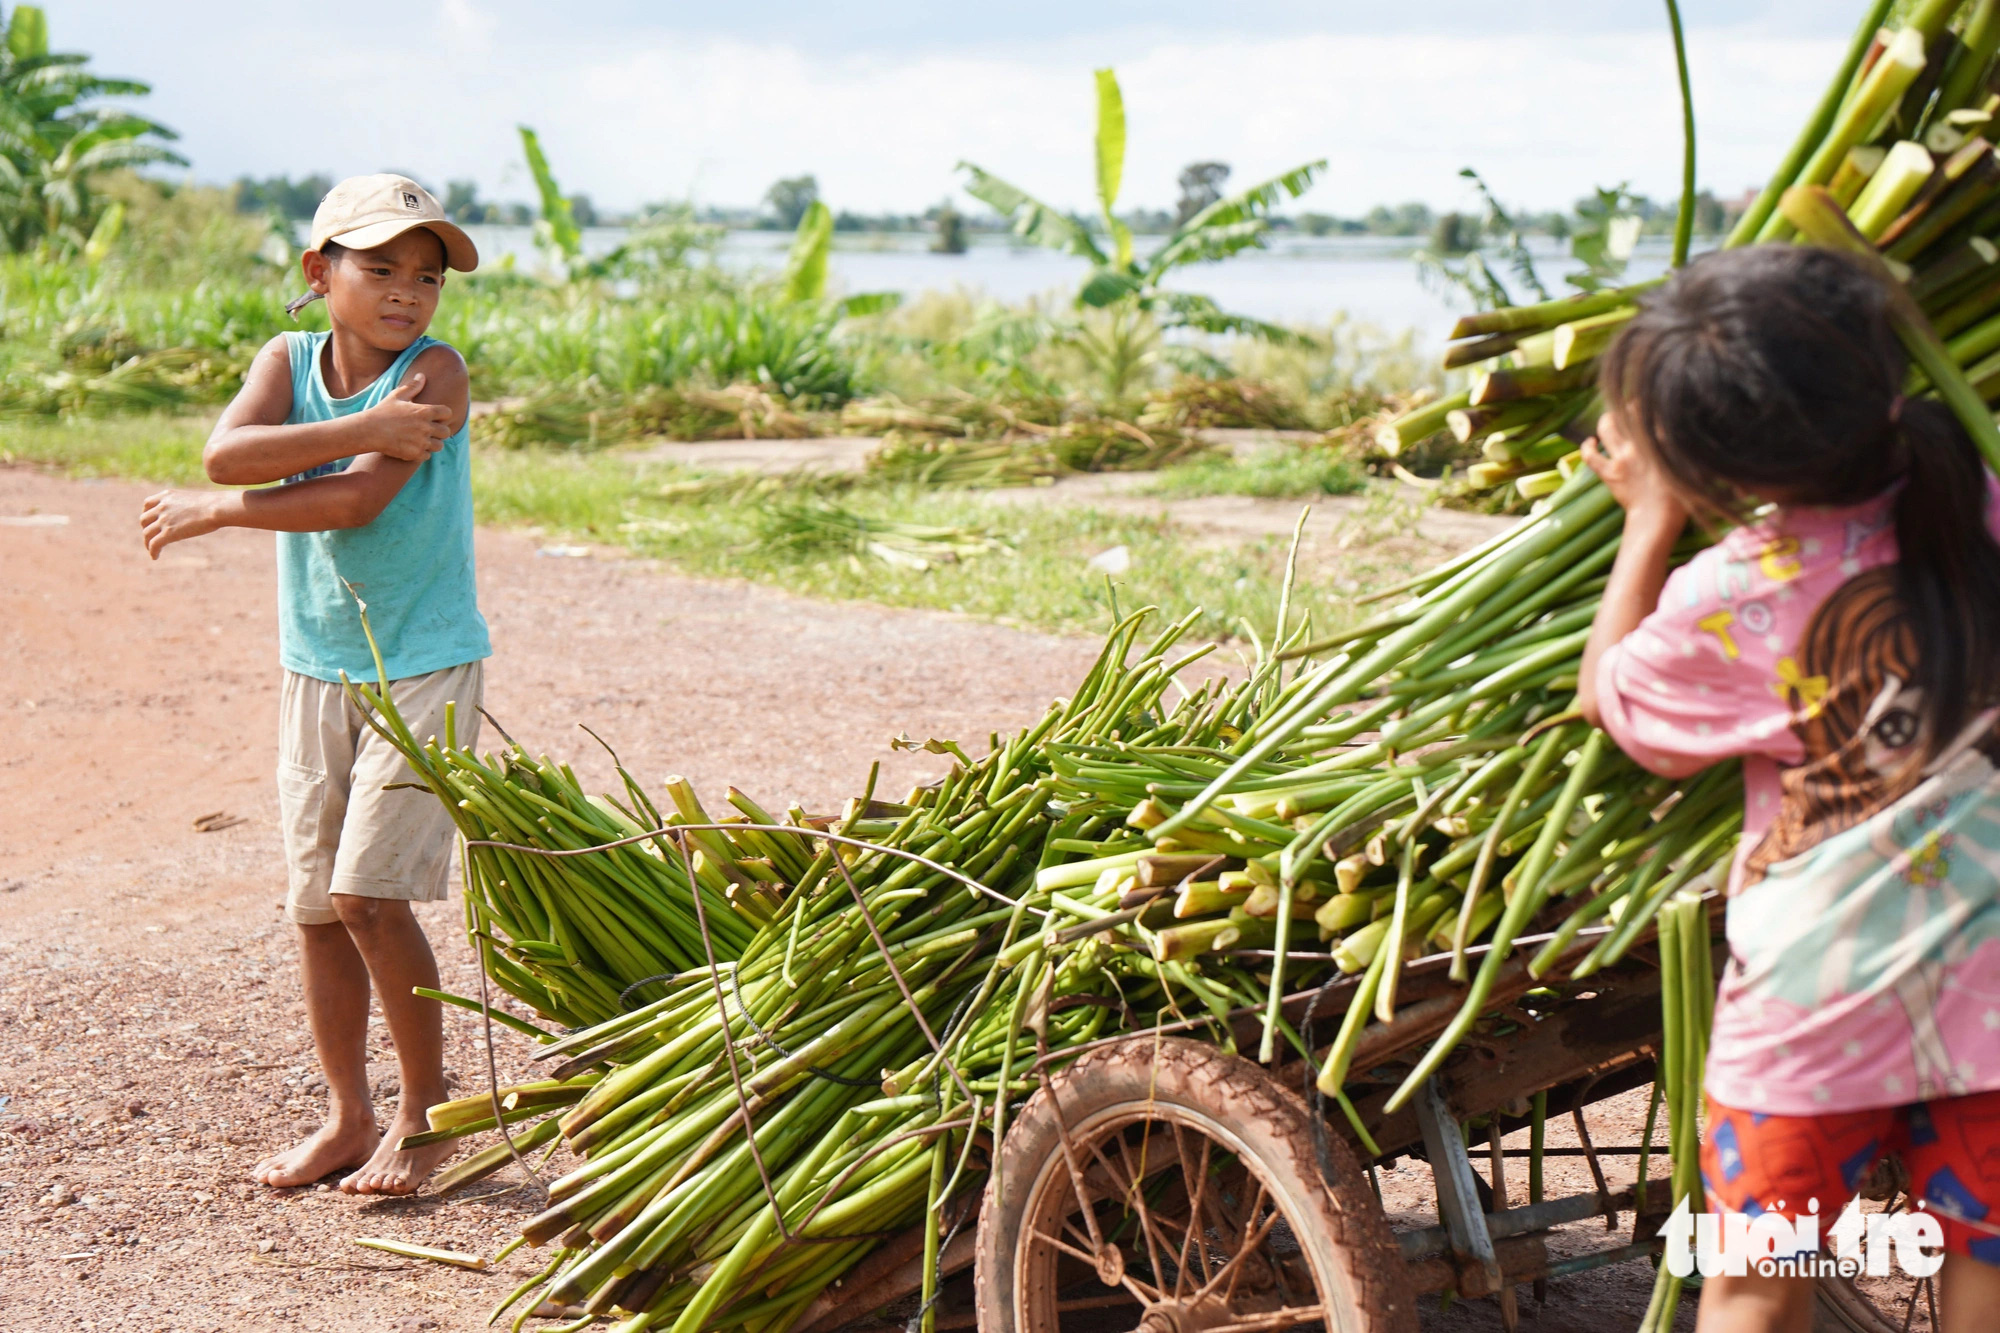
[140,175,489,1197]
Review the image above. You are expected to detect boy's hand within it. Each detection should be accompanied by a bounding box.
[141,489,228,559]
[1583,410,1687,535]
[356,373,454,462]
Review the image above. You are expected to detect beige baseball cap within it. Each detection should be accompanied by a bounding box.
[309,173,478,272]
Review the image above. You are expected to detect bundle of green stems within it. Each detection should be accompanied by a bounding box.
[351,541,1752,1327]
[354,693,789,1030]
[1380,0,2000,497]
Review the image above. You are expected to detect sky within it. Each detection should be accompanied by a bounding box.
[57,1,1861,218]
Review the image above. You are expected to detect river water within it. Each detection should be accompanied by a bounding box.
[460,225,1687,352]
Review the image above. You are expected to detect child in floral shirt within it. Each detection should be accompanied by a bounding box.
[1578,245,2000,1333]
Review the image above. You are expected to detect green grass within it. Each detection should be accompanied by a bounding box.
[0,414,1429,643]
[0,413,209,484]
[1144,447,1367,500]
[475,448,1397,641]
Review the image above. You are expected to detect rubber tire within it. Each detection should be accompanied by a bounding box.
[974,1037,1418,1333]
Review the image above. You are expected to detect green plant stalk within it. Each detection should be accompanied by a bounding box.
[1374,390,1471,455]
[354,1237,488,1269]
[1782,184,2000,471]
[1384,732,1607,1115]
[1164,478,1614,838]
[1911,235,2000,307]
[1937,0,2000,116]
[1446,280,1665,341]
[1552,309,1638,370]
[1730,1,1896,245]
[1665,0,1698,267]
[1372,837,1423,1024]
[1885,154,2000,261]
[1635,1078,1665,1216]
[1755,22,1928,243]
[1451,726,1572,980]
[1914,0,1974,42]
[1403,509,1625,677]
[1256,876,1298,1062]
[1849,140,1937,240]
[1315,934,1392,1095]
[1930,265,2000,336]
[1573,807,1740,977]
[433,1114,567,1197]
[919,1119,949,1333]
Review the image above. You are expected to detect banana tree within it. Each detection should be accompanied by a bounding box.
[518,124,581,268]
[518,131,896,316]
[0,4,185,255]
[779,199,899,316]
[958,67,1324,344]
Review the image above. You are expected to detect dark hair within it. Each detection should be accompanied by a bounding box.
[319,240,345,262]
[1600,243,2000,768]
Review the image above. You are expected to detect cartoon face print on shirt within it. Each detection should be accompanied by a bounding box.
[1744,567,1934,884]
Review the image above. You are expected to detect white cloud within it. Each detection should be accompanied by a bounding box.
[437,0,498,51]
[69,7,1844,215]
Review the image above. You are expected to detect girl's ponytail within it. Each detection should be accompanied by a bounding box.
[1891,398,2000,763]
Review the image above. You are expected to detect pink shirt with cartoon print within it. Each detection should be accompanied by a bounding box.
[1596,482,2000,1115]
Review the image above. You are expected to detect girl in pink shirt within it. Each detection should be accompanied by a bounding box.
[1578,245,2000,1333]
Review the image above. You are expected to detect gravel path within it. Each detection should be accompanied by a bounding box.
[0,465,1677,1332]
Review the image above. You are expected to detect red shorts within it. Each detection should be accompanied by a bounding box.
[1700,1091,2000,1263]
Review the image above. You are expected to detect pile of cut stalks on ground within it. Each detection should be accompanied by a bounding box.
[346,3,2000,1331]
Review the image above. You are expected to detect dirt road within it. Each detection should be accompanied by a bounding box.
[0,466,1676,1331]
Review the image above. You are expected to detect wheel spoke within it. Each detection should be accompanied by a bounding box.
[1114,1128,1174,1290]
[1033,1226,1111,1271]
[1033,1223,1165,1305]
[1171,1125,1215,1295]
[1203,1184,1279,1304]
[1193,1162,1249,1283]
[1004,1048,1383,1333]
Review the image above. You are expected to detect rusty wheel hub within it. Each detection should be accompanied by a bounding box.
[1135,1294,1234,1333]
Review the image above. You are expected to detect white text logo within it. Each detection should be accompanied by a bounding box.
[1660,1199,1945,1278]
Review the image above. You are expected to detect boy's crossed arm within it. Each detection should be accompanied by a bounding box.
[142,338,469,559]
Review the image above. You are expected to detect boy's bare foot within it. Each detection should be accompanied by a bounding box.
[253,1121,379,1189]
[339,1113,456,1196]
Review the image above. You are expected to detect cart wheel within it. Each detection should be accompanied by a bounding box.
[974,1037,1416,1333]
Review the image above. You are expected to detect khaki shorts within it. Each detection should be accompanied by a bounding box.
[277,661,484,926]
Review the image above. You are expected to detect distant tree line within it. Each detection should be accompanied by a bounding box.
[226,163,1745,251]
[232,173,595,228]
[1290,190,1739,243]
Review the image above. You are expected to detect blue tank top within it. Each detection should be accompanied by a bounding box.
[275,330,490,683]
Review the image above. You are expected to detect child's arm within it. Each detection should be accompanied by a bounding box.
[1578,507,1684,729]
[142,451,418,556]
[1578,423,1688,731]
[201,336,459,486]
[142,347,470,559]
